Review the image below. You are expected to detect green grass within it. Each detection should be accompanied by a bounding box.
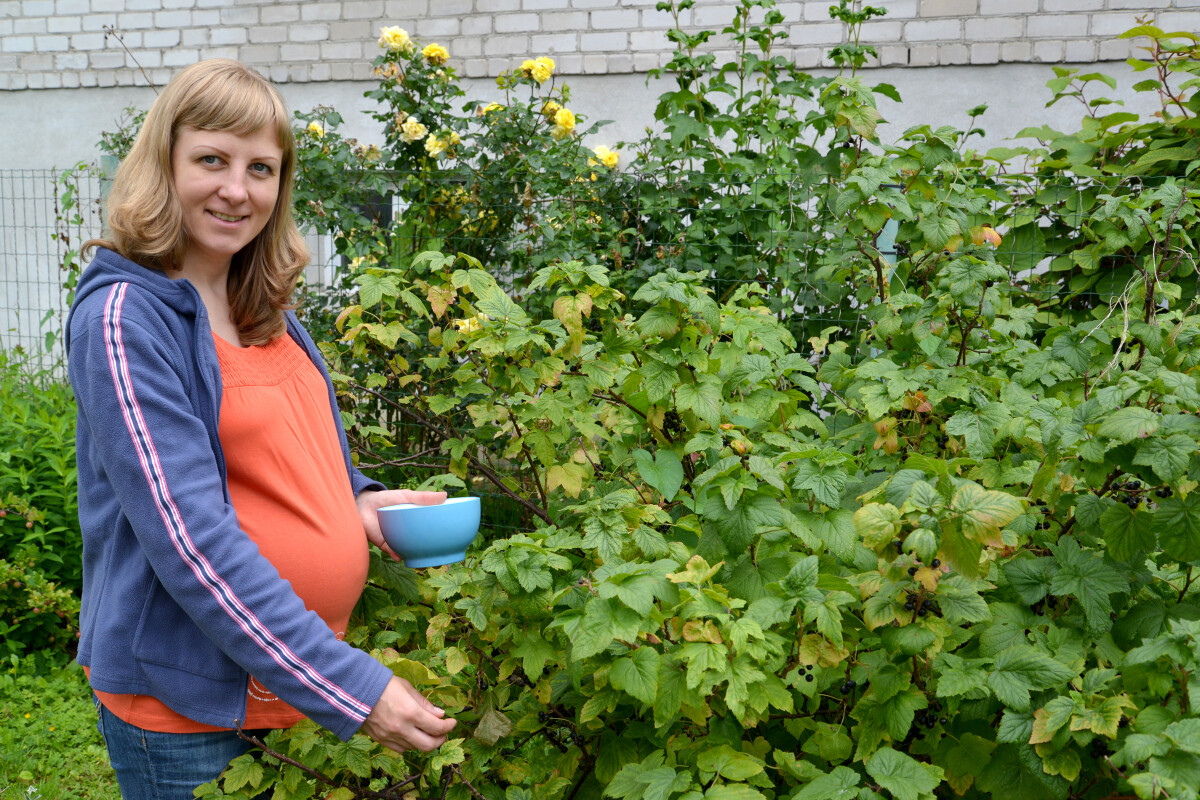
[0,653,118,800]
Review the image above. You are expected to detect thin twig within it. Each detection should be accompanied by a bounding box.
[349,381,551,523]
[450,765,489,800]
[102,27,158,93]
[235,728,418,800]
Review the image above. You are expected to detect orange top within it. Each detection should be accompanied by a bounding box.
[92,332,370,732]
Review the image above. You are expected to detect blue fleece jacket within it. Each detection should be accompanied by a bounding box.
[67,247,394,740]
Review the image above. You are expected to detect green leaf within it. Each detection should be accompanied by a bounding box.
[355,272,398,310]
[704,786,767,800]
[1100,503,1155,562]
[676,375,723,428]
[1003,558,1055,604]
[975,744,1062,800]
[512,633,558,679]
[634,448,684,502]
[466,269,526,324]
[703,492,784,554]
[880,625,937,656]
[1134,434,1194,483]
[917,214,960,251]
[792,460,850,508]
[697,745,766,781]
[946,404,1011,459]
[638,305,682,339]
[939,521,984,580]
[989,646,1077,712]
[639,357,680,405]
[220,754,264,793]
[1098,406,1159,443]
[1048,537,1126,631]
[792,765,861,800]
[611,647,661,706]
[865,747,944,800]
[1157,492,1200,563]
[936,575,992,624]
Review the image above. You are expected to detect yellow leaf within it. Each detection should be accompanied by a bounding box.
[914,566,940,592]
[427,285,456,318]
[444,646,469,675]
[546,462,589,497]
[682,619,724,644]
[853,503,902,553]
[1030,707,1056,745]
[668,555,724,585]
[952,483,1023,546]
[798,634,850,668]
[334,304,362,332]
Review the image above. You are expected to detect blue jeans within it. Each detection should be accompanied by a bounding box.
[95,698,272,800]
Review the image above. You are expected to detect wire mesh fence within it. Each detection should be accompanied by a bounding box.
[0,169,98,372]
[0,168,343,374]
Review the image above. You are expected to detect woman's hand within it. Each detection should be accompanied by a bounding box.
[355,489,447,560]
[360,675,457,753]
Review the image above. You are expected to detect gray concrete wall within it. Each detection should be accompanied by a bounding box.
[0,0,1191,170]
[0,59,1169,171]
[2,0,1194,90]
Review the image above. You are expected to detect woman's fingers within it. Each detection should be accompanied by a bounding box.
[362,676,457,753]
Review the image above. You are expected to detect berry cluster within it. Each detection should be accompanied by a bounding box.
[663,410,685,438]
[798,664,815,683]
[1156,486,1174,499]
[903,591,940,617]
[1114,478,1144,509]
[839,678,858,695]
[1031,595,1058,616]
[1089,738,1111,760]
[914,702,947,730]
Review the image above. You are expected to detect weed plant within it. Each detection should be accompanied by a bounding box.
[0,653,117,800]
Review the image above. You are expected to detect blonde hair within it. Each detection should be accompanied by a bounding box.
[86,59,308,345]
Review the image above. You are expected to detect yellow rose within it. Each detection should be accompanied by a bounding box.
[591,145,619,169]
[400,117,428,143]
[454,316,482,333]
[378,26,413,53]
[542,100,562,118]
[552,107,576,138]
[425,134,447,156]
[306,121,324,139]
[530,56,555,84]
[423,43,449,65]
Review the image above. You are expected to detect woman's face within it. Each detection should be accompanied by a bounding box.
[171,125,282,274]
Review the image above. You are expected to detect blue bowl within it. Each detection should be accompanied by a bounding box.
[377,496,481,568]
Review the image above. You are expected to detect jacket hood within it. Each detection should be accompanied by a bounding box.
[68,248,203,350]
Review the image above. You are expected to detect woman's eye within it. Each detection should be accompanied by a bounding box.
[200,155,221,165]
[251,163,274,175]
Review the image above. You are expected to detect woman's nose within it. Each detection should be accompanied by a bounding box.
[218,174,249,203]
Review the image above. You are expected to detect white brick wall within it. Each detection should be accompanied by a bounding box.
[0,0,1184,90]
